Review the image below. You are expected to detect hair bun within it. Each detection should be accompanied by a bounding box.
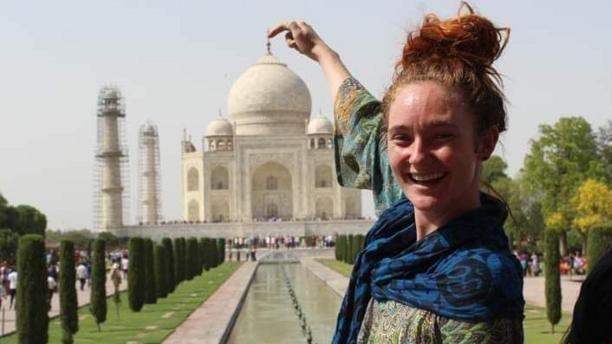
[401,2,509,70]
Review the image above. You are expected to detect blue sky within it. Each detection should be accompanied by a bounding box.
[0,0,610,229]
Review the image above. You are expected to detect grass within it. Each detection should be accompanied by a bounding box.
[317,258,573,344]
[0,262,241,344]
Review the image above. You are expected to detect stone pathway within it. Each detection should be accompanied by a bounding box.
[163,262,257,344]
[0,272,127,336]
[303,258,583,314]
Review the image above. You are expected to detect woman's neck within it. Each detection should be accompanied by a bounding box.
[414,193,481,241]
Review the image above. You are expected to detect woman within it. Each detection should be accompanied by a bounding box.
[270,2,524,343]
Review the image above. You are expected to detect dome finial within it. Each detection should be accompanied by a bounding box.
[266,29,272,55]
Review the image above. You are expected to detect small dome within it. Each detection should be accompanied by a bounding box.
[307,117,333,135]
[227,53,311,136]
[206,118,233,137]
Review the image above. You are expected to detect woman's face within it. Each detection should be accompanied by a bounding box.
[387,81,495,216]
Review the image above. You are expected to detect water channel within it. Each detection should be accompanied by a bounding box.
[226,263,341,343]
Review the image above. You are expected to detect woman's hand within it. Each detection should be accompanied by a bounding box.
[268,21,332,62]
[268,21,351,102]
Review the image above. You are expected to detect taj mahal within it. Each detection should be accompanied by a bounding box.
[99,46,372,239]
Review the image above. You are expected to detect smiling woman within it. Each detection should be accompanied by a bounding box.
[270,2,524,343]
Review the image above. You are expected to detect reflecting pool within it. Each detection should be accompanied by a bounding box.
[227,263,341,343]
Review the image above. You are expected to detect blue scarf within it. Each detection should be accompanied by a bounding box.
[332,193,524,344]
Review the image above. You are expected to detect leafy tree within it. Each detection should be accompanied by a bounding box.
[572,179,611,236]
[97,232,119,249]
[16,234,48,343]
[59,240,78,344]
[128,237,145,312]
[595,120,612,183]
[0,229,18,264]
[481,155,510,185]
[523,117,601,253]
[544,230,561,334]
[162,238,175,292]
[90,239,107,331]
[143,238,157,304]
[154,244,168,298]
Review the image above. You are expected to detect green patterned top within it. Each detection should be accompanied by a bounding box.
[333,77,403,215]
[357,300,523,344]
[334,78,524,343]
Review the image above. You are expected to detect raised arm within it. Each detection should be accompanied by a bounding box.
[268,21,350,102]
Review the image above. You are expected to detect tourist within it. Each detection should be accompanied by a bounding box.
[76,261,88,291]
[47,274,57,309]
[562,249,612,343]
[8,268,17,309]
[121,254,129,280]
[270,3,524,342]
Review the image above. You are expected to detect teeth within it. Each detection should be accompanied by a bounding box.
[409,172,444,181]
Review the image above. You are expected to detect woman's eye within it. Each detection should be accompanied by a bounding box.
[392,135,412,145]
[435,133,454,140]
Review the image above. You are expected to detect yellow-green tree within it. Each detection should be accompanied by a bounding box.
[572,179,612,252]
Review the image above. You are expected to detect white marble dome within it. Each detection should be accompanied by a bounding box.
[206,117,233,137]
[227,53,311,136]
[307,116,333,135]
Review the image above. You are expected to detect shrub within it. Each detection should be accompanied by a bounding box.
[217,238,225,264]
[128,237,145,312]
[59,240,78,343]
[90,239,107,331]
[16,234,48,343]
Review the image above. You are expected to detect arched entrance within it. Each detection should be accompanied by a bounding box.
[251,161,292,220]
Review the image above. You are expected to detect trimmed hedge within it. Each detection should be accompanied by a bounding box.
[59,240,78,343]
[128,237,145,312]
[143,238,157,304]
[217,238,225,265]
[16,234,49,343]
[90,239,107,330]
[587,224,612,274]
[544,230,562,333]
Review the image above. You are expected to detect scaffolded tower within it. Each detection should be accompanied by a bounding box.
[94,86,130,230]
[137,121,162,225]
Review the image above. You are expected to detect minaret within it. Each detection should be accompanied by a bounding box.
[137,121,162,225]
[94,86,129,231]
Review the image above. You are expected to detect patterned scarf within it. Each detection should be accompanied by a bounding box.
[332,193,524,344]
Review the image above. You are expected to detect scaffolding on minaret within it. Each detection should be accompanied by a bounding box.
[137,121,163,225]
[93,86,130,231]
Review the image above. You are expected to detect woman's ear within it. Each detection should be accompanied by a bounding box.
[477,127,499,161]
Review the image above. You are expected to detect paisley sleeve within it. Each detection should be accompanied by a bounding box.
[333,77,403,214]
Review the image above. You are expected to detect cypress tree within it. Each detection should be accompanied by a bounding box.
[89,239,107,331]
[154,244,168,298]
[193,238,202,276]
[199,238,207,272]
[59,240,78,344]
[334,235,340,261]
[347,234,354,264]
[128,237,145,312]
[185,238,194,280]
[587,224,612,274]
[544,230,562,333]
[181,237,188,278]
[210,238,219,268]
[90,239,107,331]
[174,237,185,284]
[16,234,48,343]
[162,237,175,293]
[216,238,225,265]
[144,238,157,304]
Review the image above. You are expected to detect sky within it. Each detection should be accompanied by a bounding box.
[0,0,610,230]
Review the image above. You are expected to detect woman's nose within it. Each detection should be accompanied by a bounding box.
[407,137,428,165]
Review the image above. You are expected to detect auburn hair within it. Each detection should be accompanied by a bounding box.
[382,2,510,136]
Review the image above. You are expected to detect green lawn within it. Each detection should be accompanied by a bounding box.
[317,258,572,344]
[0,262,241,344]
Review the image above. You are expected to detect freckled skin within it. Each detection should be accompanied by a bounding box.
[386,81,498,239]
